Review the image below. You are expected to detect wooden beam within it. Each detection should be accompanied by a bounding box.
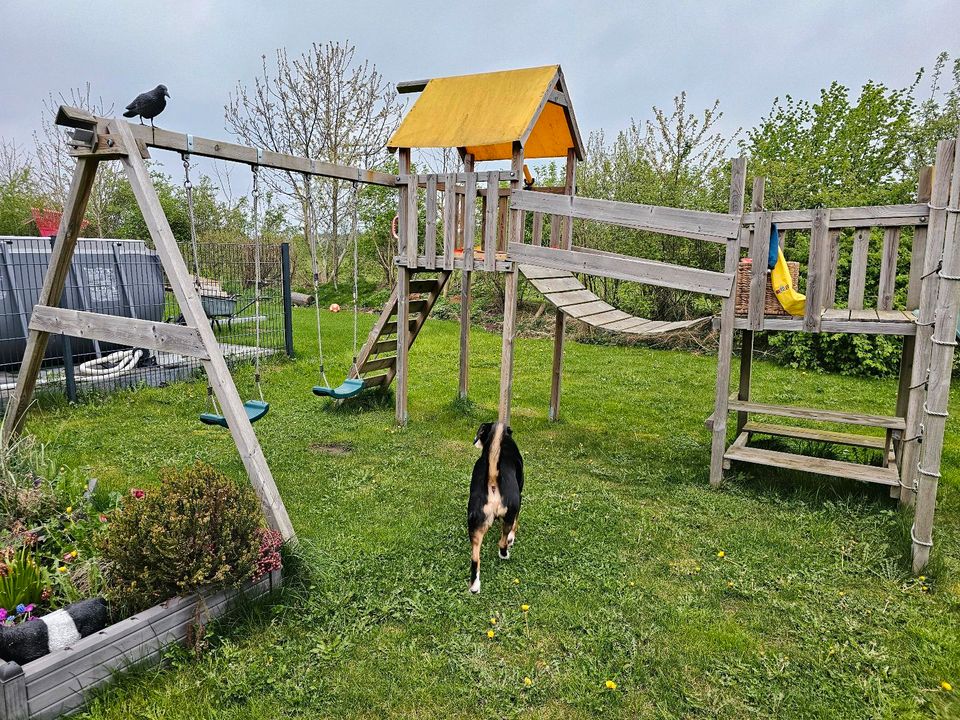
[803,207,830,332]
[84,115,399,186]
[877,227,900,310]
[748,212,772,330]
[28,306,209,359]
[459,154,475,400]
[2,156,100,443]
[727,399,906,430]
[425,175,438,269]
[396,148,412,424]
[737,174,763,433]
[549,149,576,422]
[741,203,929,230]
[498,143,524,424]
[397,79,429,94]
[511,190,740,242]
[111,119,294,541]
[508,243,734,297]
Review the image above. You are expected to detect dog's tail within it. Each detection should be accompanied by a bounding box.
[487,422,505,486]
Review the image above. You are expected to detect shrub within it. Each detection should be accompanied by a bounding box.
[99,462,265,615]
[0,548,49,615]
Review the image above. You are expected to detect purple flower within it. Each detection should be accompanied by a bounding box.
[0,608,7,622]
[24,604,34,613]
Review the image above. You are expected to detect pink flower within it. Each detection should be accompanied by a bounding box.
[62,552,74,563]
[99,514,108,523]
[130,488,145,499]
[0,608,7,622]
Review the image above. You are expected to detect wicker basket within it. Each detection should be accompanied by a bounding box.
[735,259,800,317]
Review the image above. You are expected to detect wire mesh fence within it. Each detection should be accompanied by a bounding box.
[0,237,292,406]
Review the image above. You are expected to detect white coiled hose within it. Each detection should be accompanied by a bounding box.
[75,349,144,378]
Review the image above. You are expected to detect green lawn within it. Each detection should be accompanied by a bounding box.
[24,304,960,719]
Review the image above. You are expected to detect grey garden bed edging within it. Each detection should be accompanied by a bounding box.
[0,569,281,720]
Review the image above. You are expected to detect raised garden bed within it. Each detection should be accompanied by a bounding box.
[0,569,281,720]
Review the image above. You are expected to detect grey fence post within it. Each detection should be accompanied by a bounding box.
[0,661,28,720]
[280,242,294,358]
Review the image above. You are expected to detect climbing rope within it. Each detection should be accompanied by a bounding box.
[251,163,264,402]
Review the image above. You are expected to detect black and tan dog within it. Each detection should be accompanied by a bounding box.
[468,422,524,593]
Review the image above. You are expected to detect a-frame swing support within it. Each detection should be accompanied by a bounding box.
[1,115,296,541]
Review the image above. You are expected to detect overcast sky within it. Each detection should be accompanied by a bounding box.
[2,0,959,187]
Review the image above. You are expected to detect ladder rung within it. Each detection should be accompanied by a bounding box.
[725,438,899,486]
[360,356,396,373]
[728,399,905,430]
[409,279,441,294]
[382,319,418,335]
[371,340,397,355]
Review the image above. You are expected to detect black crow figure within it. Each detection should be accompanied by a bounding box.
[123,85,169,128]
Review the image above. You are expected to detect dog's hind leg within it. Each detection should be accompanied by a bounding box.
[470,526,487,593]
[498,510,518,560]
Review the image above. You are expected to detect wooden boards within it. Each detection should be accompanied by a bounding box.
[726,398,905,430]
[510,189,741,242]
[509,243,734,297]
[724,438,899,486]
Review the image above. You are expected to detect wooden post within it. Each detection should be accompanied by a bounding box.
[2,157,99,442]
[458,153,474,400]
[900,139,956,505]
[498,143,524,423]
[397,148,412,424]
[0,661,27,720]
[912,138,960,571]
[733,166,753,434]
[710,158,748,486]
[548,148,577,421]
[110,121,294,539]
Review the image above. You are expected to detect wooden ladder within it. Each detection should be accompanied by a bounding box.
[348,271,451,389]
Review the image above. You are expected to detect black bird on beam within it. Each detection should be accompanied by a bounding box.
[122,85,169,129]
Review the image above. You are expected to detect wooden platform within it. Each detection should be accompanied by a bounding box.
[519,264,710,336]
[723,309,917,335]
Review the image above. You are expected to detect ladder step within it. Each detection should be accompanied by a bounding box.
[743,422,887,450]
[725,438,899,486]
[360,356,396,373]
[409,279,441,294]
[382,319,418,335]
[362,374,388,388]
[388,300,429,319]
[728,399,905,430]
[371,340,397,355]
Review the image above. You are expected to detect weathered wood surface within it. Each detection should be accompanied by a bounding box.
[549,150,576,422]
[2,156,99,443]
[442,173,456,270]
[725,440,899,486]
[483,172,499,271]
[741,203,929,230]
[906,166,933,309]
[509,244,734,297]
[747,212,772,330]
[424,175,438,268]
[742,421,886,450]
[112,120,295,541]
[727,399,905,429]
[877,227,900,310]
[912,137,960,570]
[847,228,870,310]
[511,190,740,241]
[803,208,830,332]
[22,571,279,720]
[727,315,916,335]
[28,306,210,359]
[736,176,764,434]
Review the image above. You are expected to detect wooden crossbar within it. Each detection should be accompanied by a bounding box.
[508,243,735,297]
[28,306,209,359]
[741,203,929,230]
[510,189,741,242]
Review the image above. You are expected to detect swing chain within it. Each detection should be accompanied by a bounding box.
[181,153,202,285]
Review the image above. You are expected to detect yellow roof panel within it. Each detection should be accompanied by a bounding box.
[388,65,578,161]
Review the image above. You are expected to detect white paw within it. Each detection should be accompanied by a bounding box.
[469,578,481,593]
[507,531,516,548]
[498,547,510,560]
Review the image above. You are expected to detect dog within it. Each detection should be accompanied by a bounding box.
[468,422,524,594]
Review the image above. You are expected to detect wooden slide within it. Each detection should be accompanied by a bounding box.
[519,264,710,335]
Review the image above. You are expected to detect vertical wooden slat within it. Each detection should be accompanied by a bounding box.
[396,148,412,425]
[912,137,960,571]
[747,212,772,330]
[497,196,509,252]
[112,120,294,540]
[549,148,577,421]
[735,164,755,434]
[483,171,499,271]
[2,156,99,443]
[906,166,934,309]
[405,172,418,268]
[901,139,956,507]
[877,227,900,310]
[847,228,870,310]
[532,211,543,246]
[462,172,476,271]
[804,207,830,332]
[711,157,748,483]
[823,230,841,309]
[442,173,456,270]
[424,174,437,269]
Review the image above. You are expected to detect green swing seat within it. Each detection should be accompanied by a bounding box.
[199,400,270,428]
[313,378,365,400]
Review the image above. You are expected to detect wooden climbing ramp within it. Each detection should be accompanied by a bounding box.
[519,264,710,335]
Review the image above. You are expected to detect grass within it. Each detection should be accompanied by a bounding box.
[22,302,960,719]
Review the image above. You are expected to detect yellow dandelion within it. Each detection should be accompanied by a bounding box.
[70,550,78,558]
[487,630,495,639]
[941,681,953,691]
[838,591,845,597]
[628,581,635,587]
[521,604,530,612]
[523,677,532,687]
[919,576,926,582]
[57,566,67,573]
[65,506,72,514]
[605,680,617,690]
[490,617,497,625]
[695,565,701,572]
[727,581,734,588]
[717,551,725,558]
[513,578,520,585]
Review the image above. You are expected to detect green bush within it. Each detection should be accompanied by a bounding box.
[0,548,49,614]
[99,462,264,615]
